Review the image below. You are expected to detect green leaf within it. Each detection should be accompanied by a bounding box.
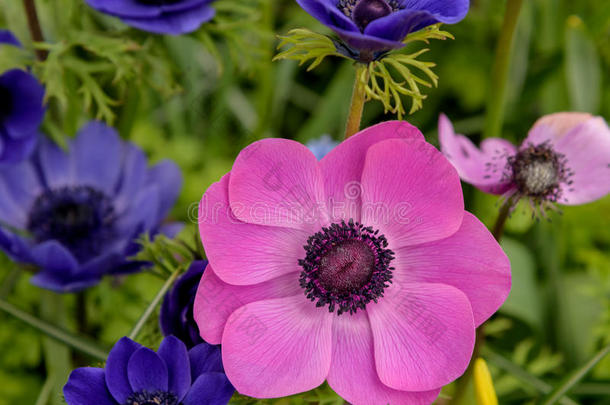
[498,238,543,328]
[565,15,602,113]
[541,344,610,405]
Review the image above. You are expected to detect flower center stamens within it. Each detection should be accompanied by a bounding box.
[338,0,401,31]
[124,390,178,405]
[299,219,394,315]
[27,186,117,261]
[507,142,572,202]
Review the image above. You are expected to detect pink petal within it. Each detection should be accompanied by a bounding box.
[327,311,441,405]
[193,263,301,345]
[229,138,329,232]
[393,212,511,326]
[360,137,464,248]
[438,114,516,194]
[320,121,423,223]
[527,112,592,144]
[527,115,610,205]
[199,173,310,285]
[367,282,475,391]
[221,295,333,397]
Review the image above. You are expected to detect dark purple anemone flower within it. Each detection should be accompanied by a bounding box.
[64,336,234,405]
[0,29,21,47]
[296,0,469,60]
[0,121,182,292]
[0,69,44,165]
[85,0,216,35]
[161,260,207,348]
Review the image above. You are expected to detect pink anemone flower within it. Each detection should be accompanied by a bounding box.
[438,113,610,214]
[194,121,511,404]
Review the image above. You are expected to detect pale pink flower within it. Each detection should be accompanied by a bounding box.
[438,113,610,213]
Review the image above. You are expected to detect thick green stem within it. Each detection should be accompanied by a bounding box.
[483,0,524,139]
[128,269,181,341]
[344,64,368,140]
[0,298,108,361]
[541,344,610,405]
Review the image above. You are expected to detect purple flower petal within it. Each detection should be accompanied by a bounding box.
[72,122,123,195]
[189,343,223,379]
[64,367,116,405]
[0,29,21,47]
[157,336,191,401]
[106,337,141,403]
[119,4,216,35]
[182,373,234,405]
[147,159,183,223]
[0,131,38,165]
[127,347,169,393]
[0,69,45,140]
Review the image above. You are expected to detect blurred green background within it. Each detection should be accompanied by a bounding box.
[0,0,609,404]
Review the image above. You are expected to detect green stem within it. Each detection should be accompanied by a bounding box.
[483,347,579,405]
[483,0,524,139]
[344,64,368,140]
[492,200,512,241]
[541,344,610,405]
[41,292,71,405]
[128,269,181,341]
[0,298,108,361]
[34,376,54,405]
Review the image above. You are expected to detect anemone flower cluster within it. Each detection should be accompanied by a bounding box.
[161,260,207,348]
[63,336,234,405]
[0,121,182,292]
[194,121,511,404]
[85,0,217,35]
[0,68,44,165]
[295,0,469,60]
[438,113,610,215]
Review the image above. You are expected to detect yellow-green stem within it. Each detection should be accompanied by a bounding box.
[344,64,368,140]
[483,0,524,139]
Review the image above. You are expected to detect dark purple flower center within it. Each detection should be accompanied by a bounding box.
[27,186,117,261]
[339,0,401,31]
[507,142,572,202]
[125,390,178,405]
[0,85,12,119]
[299,219,394,315]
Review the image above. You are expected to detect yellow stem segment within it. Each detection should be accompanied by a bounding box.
[344,64,369,140]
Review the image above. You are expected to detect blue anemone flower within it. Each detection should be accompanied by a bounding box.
[64,336,234,405]
[0,69,44,165]
[296,0,469,60]
[161,260,207,348]
[0,121,182,292]
[84,0,216,35]
[306,134,339,160]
